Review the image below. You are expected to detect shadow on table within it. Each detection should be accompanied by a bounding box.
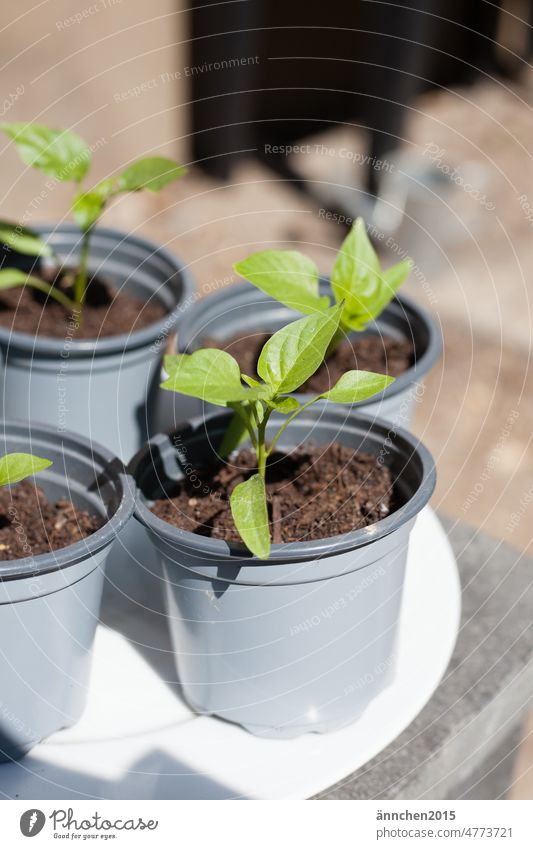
[0,729,27,764]
[100,520,186,703]
[0,748,248,800]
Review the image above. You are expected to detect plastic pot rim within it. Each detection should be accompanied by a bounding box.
[131,409,437,564]
[0,224,194,357]
[0,419,136,581]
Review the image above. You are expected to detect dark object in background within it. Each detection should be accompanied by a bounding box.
[0,244,42,274]
[189,0,515,193]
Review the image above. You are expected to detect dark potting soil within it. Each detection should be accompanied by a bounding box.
[151,442,396,546]
[0,273,167,340]
[0,480,102,561]
[203,331,413,394]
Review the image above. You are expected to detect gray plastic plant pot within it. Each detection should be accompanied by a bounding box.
[156,281,441,433]
[130,406,436,738]
[0,420,135,762]
[0,225,194,461]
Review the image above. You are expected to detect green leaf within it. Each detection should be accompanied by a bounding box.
[382,258,412,292]
[0,268,31,289]
[358,261,411,327]
[1,122,90,182]
[0,268,76,310]
[241,374,262,388]
[234,250,329,315]
[320,370,395,403]
[0,222,51,257]
[161,350,269,406]
[251,400,265,424]
[268,396,300,413]
[118,157,186,192]
[331,217,380,327]
[0,453,52,487]
[219,409,249,458]
[343,259,412,331]
[331,218,412,331]
[230,473,270,559]
[72,191,104,231]
[257,303,343,394]
[91,177,116,200]
[70,159,186,230]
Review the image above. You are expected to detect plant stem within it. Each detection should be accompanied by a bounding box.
[266,396,321,458]
[74,227,91,307]
[256,407,272,482]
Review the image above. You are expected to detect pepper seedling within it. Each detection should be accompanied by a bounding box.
[0,122,187,312]
[0,453,52,487]
[233,217,412,354]
[162,303,394,559]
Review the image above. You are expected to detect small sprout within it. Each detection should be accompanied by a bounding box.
[162,306,394,559]
[0,122,187,315]
[0,453,52,488]
[233,216,412,351]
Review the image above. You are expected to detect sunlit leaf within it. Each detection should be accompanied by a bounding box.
[320,370,394,403]
[234,250,329,315]
[0,453,52,487]
[1,122,90,182]
[268,396,300,413]
[162,350,269,406]
[118,157,186,192]
[332,218,411,331]
[0,222,51,257]
[230,473,270,559]
[72,191,103,232]
[257,303,343,394]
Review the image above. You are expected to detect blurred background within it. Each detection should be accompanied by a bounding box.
[0,0,532,797]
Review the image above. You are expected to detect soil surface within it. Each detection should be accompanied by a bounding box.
[0,272,167,339]
[151,442,396,545]
[203,331,414,393]
[0,480,102,561]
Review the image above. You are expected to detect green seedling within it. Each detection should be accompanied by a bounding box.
[0,122,187,312]
[233,217,412,353]
[162,303,394,559]
[0,453,52,487]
